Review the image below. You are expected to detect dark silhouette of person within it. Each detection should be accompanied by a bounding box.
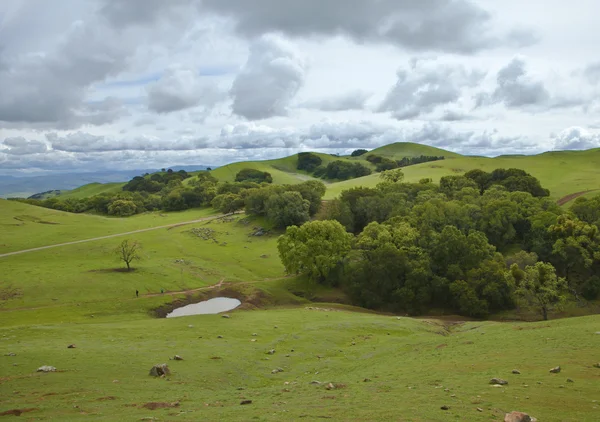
[136,290,139,298]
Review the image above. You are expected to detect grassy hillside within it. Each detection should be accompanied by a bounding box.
[57,182,125,199]
[2,180,600,421]
[366,141,462,159]
[325,148,600,200]
[0,199,218,253]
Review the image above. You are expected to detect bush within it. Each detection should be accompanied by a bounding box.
[351,149,368,157]
[235,168,273,184]
[297,152,322,172]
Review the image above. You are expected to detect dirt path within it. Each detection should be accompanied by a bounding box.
[557,189,600,206]
[0,214,230,259]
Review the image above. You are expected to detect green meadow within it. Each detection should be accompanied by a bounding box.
[2,143,600,421]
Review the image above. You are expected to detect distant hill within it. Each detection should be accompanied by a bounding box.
[0,166,213,199]
[12,142,600,206]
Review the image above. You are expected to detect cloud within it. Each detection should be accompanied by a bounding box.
[477,57,550,108]
[300,91,371,111]
[147,66,225,113]
[0,0,203,129]
[230,34,307,120]
[47,131,209,153]
[583,62,600,85]
[378,58,484,120]
[552,127,600,150]
[475,57,589,112]
[201,0,535,53]
[2,137,48,155]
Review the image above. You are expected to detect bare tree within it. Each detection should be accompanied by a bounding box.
[116,240,141,271]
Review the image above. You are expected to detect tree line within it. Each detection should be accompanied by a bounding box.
[278,169,600,319]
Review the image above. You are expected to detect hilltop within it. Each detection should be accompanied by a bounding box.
[18,142,598,206]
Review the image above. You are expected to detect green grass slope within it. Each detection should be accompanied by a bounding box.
[57,182,125,199]
[1,308,598,421]
[0,199,218,253]
[367,141,463,159]
[325,148,600,200]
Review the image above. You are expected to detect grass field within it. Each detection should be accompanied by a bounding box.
[0,199,224,253]
[2,144,600,421]
[57,182,125,199]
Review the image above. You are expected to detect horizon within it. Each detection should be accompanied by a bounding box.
[1,1,600,174]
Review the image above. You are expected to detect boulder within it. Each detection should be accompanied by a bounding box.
[149,364,170,377]
[172,355,183,361]
[490,378,508,385]
[549,366,561,373]
[567,378,574,383]
[440,405,449,410]
[37,365,56,372]
[67,344,76,349]
[222,315,230,319]
[326,383,336,390]
[266,349,276,355]
[512,369,521,374]
[504,411,534,422]
[593,363,600,368]
[240,400,253,405]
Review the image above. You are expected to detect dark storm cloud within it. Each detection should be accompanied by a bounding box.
[201,0,536,53]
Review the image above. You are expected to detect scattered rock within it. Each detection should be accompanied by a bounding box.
[567,378,574,383]
[504,411,535,422]
[4,352,16,356]
[441,405,450,410]
[477,408,483,412]
[240,400,253,405]
[252,333,258,336]
[237,387,245,391]
[148,364,170,377]
[222,315,230,319]
[274,326,278,329]
[266,349,276,355]
[172,355,183,361]
[252,227,267,237]
[251,339,257,342]
[549,366,561,373]
[490,378,508,385]
[217,335,224,339]
[260,254,269,259]
[512,369,521,374]
[593,363,600,368]
[37,366,56,373]
[67,344,76,349]
[271,368,284,374]
[363,378,372,382]
[188,325,194,328]
[310,381,321,385]
[325,383,336,390]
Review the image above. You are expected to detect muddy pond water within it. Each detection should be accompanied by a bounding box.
[166,297,241,318]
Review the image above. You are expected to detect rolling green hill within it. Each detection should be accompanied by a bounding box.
[57,182,125,199]
[21,142,600,207]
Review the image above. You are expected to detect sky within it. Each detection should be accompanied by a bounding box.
[1,0,599,175]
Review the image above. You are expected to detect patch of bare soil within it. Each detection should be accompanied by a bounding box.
[141,401,180,410]
[0,408,37,416]
[557,189,600,206]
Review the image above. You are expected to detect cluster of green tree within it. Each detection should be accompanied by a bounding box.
[13,171,327,229]
[350,149,369,157]
[464,168,549,197]
[366,154,445,172]
[123,169,191,193]
[296,152,372,181]
[279,169,600,319]
[234,168,273,184]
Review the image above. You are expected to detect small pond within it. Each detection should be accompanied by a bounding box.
[166,297,241,318]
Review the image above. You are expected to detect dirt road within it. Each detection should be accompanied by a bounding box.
[0,214,229,259]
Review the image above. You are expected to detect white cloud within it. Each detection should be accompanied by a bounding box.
[230,35,307,120]
[147,66,225,113]
[552,127,600,150]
